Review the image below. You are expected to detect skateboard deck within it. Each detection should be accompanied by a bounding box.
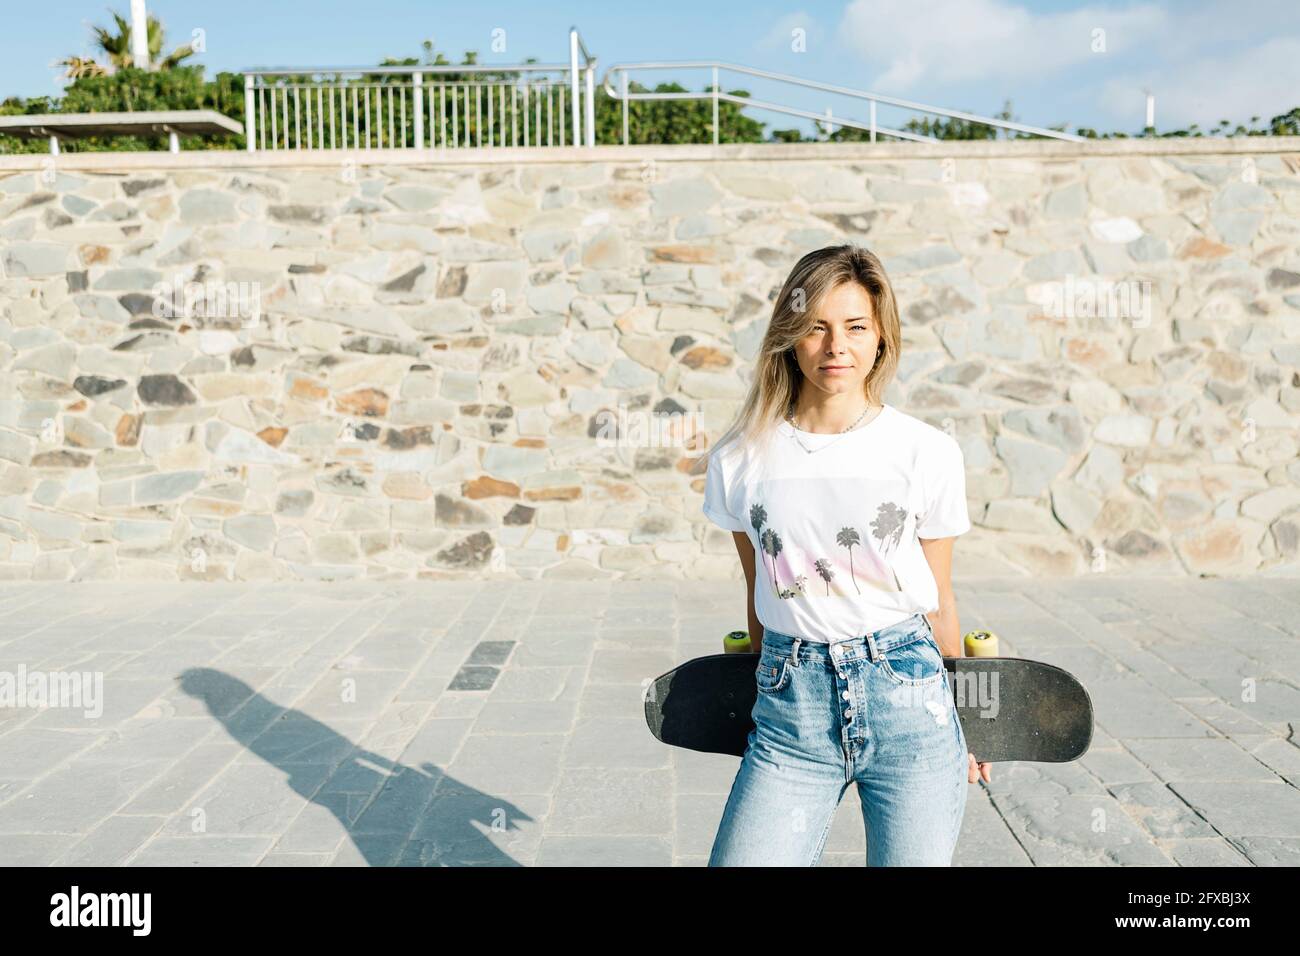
[644,654,1093,763]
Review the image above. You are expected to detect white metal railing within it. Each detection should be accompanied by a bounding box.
[243,27,597,151]
[241,30,1087,151]
[570,27,596,148]
[602,61,1088,145]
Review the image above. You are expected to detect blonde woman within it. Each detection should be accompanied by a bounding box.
[702,244,991,867]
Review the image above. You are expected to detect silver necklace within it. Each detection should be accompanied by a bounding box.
[785,404,881,454]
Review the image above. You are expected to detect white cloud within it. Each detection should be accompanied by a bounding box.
[838,0,1168,89]
[1096,35,1300,130]
[834,0,1300,131]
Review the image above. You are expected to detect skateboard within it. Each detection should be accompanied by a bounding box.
[644,630,1093,763]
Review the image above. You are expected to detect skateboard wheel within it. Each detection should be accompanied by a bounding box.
[963,630,999,657]
[723,630,752,653]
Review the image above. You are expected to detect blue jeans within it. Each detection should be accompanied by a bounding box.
[708,612,968,866]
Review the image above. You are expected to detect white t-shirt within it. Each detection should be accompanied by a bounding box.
[702,404,971,642]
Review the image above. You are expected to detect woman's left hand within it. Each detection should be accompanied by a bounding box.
[967,752,992,784]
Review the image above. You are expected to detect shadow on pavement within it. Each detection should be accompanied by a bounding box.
[177,667,532,866]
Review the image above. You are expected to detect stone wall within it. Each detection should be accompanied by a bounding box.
[1,140,1298,582]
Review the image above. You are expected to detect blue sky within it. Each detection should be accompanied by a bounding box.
[6,0,1299,136]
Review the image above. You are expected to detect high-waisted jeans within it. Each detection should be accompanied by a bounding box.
[708,611,968,866]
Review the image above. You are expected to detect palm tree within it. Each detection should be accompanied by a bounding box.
[813,558,834,595]
[69,9,195,75]
[749,503,773,591]
[836,527,862,595]
[760,528,783,597]
[871,502,908,554]
[90,12,134,70]
[55,56,109,80]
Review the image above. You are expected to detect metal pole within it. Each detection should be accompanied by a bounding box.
[569,30,581,147]
[413,72,424,148]
[869,100,876,142]
[130,0,149,69]
[712,66,719,145]
[168,129,179,153]
[49,134,59,155]
[244,74,256,151]
[621,72,628,146]
[585,66,595,147]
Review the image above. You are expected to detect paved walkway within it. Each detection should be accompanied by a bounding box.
[0,577,1297,866]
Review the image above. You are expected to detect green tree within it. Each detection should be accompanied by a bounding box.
[76,9,196,73]
[0,67,245,152]
[594,80,767,145]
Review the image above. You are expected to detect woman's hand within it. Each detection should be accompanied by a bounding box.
[967,752,992,784]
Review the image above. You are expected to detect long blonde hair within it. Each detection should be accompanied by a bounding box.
[706,243,901,462]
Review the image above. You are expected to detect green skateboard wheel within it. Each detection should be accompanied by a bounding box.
[963,629,1000,657]
[723,630,752,653]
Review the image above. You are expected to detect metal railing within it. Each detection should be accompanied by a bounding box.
[601,61,1087,145]
[243,27,597,151]
[241,29,1084,151]
[570,28,596,148]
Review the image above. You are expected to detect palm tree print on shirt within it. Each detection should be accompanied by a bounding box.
[749,503,780,598]
[760,528,784,597]
[836,527,863,595]
[778,573,808,599]
[813,558,835,595]
[870,502,908,555]
[749,496,907,600]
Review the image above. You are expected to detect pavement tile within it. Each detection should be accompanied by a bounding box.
[0,578,1294,866]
